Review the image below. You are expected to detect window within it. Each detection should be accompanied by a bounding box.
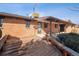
[38,22,42,33]
[44,23,48,28]
[55,24,58,28]
[60,24,65,32]
[0,16,4,27]
[26,20,30,28]
[38,22,42,28]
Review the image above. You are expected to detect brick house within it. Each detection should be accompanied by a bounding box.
[0,12,76,39]
[0,12,48,39]
[42,16,76,33]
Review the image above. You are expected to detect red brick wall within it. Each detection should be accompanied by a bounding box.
[2,17,37,38]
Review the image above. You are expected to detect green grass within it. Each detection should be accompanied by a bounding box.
[57,33,79,53]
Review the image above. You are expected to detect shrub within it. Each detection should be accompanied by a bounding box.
[57,33,79,53]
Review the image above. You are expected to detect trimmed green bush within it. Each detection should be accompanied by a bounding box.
[57,33,79,53]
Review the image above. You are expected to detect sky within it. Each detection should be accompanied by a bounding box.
[0,3,79,24]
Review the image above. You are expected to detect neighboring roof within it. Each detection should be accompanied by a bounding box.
[0,12,31,20]
[0,12,49,23]
[0,12,76,25]
[40,16,76,25]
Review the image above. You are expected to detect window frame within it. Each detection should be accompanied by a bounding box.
[38,22,42,28]
[44,23,48,28]
[37,22,42,34]
[55,24,58,28]
[26,20,31,28]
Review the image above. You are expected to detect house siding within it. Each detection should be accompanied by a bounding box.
[2,17,36,38]
[2,17,47,39]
